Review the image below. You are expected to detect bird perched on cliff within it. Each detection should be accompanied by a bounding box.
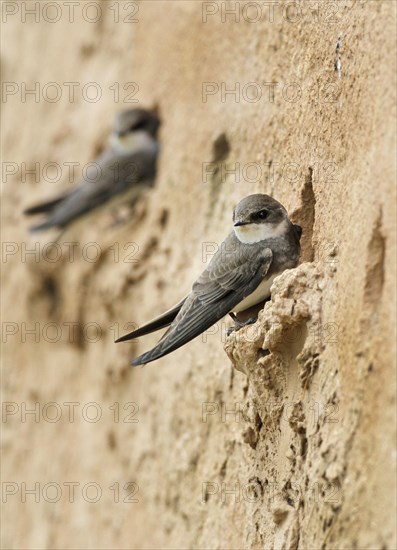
[117,194,302,366]
[24,108,160,233]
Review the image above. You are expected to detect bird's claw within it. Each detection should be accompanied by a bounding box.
[227,315,257,335]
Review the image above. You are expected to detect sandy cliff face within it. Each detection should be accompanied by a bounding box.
[2,1,396,549]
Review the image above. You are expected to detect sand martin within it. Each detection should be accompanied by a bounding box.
[24,108,160,232]
[117,194,302,366]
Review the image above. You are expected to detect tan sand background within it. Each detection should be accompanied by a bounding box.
[2,1,396,548]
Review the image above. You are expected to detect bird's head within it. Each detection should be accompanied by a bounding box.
[111,108,160,152]
[233,194,290,244]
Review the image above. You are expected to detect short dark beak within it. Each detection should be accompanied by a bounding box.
[234,221,249,227]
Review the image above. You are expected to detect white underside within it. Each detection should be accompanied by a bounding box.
[233,273,278,313]
[231,219,288,312]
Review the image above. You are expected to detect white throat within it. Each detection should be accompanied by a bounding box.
[234,219,288,244]
[109,131,157,154]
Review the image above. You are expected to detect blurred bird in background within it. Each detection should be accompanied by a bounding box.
[24,108,160,234]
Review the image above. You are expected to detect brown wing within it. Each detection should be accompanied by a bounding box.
[132,242,273,366]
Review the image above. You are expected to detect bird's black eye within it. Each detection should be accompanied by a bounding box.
[130,120,147,132]
[254,209,268,220]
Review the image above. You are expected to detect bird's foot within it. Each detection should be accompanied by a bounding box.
[108,206,131,227]
[226,313,257,335]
